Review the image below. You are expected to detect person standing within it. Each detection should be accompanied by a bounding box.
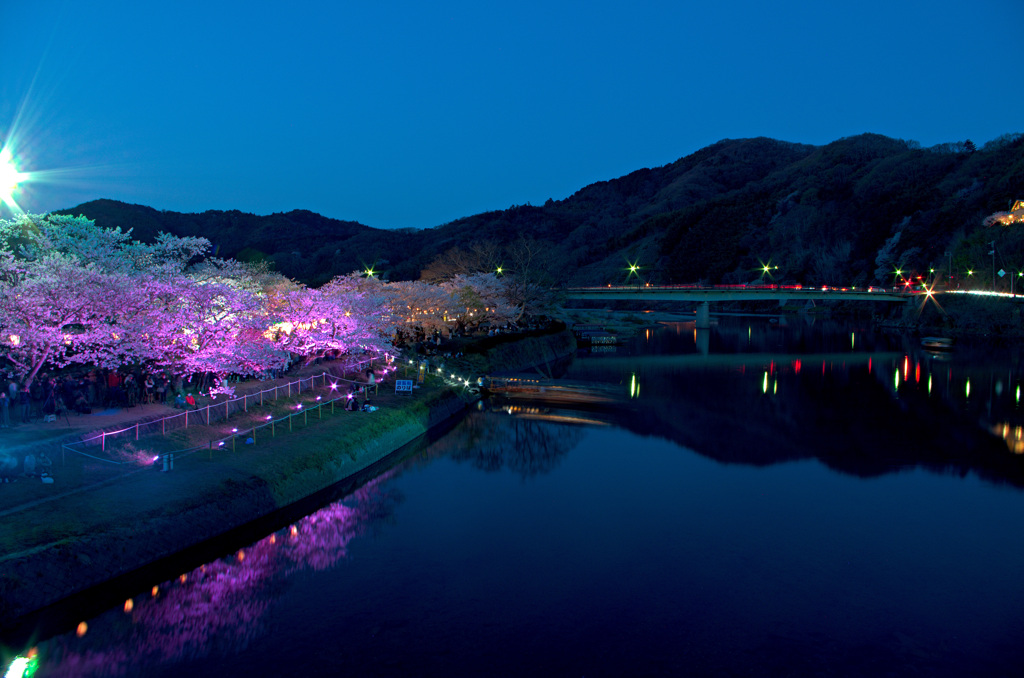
[0,391,10,428]
[19,386,31,423]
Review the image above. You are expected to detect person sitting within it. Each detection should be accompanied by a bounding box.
[185,393,198,410]
[345,396,360,412]
[174,393,186,409]
[74,392,91,415]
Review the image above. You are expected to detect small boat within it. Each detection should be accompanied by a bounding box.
[921,336,953,351]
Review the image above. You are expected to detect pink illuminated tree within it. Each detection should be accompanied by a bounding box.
[440,273,517,333]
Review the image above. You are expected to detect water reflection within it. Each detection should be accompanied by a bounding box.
[15,315,1024,677]
[31,474,402,678]
[437,409,584,478]
[569,316,1024,488]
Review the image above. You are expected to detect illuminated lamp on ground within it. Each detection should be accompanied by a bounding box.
[5,653,38,678]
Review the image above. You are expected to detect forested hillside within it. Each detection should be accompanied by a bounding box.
[60,132,1024,289]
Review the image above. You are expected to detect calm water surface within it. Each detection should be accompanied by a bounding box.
[11,315,1024,676]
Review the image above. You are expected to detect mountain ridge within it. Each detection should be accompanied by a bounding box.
[57,132,1024,288]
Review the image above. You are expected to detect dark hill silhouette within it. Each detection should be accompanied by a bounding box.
[58,132,1024,287]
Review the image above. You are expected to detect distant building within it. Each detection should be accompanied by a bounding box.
[987,200,1024,226]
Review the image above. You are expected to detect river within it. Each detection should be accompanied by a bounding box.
[7,313,1024,677]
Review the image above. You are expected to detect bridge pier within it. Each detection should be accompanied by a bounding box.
[696,328,710,355]
[695,302,711,330]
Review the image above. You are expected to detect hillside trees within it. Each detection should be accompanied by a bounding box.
[58,133,1024,288]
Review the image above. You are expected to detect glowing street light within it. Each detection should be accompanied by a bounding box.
[0,146,27,213]
[626,261,641,286]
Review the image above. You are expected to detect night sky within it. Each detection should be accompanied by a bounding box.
[2,0,1022,228]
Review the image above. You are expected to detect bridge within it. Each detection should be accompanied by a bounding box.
[565,285,911,328]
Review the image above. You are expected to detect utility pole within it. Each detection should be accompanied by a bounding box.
[990,241,997,291]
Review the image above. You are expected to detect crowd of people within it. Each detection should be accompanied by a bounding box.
[0,356,391,430]
[0,368,183,427]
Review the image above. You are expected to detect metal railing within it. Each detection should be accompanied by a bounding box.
[60,356,379,466]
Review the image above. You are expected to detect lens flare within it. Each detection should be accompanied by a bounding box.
[0,146,28,212]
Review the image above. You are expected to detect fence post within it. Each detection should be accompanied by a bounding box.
[272,419,275,437]
[136,422,139,440]
[244,394,247,412]
[252,427,256,445]
[185,410,188,428]
[289,415,292,432]
[206,405,210,426]
[162,418,165,436]
[102,431,106,453]
[304,410,308,426]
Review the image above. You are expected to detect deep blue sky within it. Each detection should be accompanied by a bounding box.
[3,0,1022,229]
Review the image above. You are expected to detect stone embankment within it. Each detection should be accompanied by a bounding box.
[0,329,576,633]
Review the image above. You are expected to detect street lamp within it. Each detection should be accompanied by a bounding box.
[0,146,28,213]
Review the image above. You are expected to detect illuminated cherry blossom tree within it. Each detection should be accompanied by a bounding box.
[0,253,146,385]
[440,273,517,333]
[384,279,453,341]
[2,213,529,386]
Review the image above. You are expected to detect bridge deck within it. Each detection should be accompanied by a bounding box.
[566,286,908,303]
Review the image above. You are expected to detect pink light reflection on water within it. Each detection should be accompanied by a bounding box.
[37,472,401,677]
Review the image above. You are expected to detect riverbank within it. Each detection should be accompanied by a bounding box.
[0,329,577,633]
[881,292,1024,338]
